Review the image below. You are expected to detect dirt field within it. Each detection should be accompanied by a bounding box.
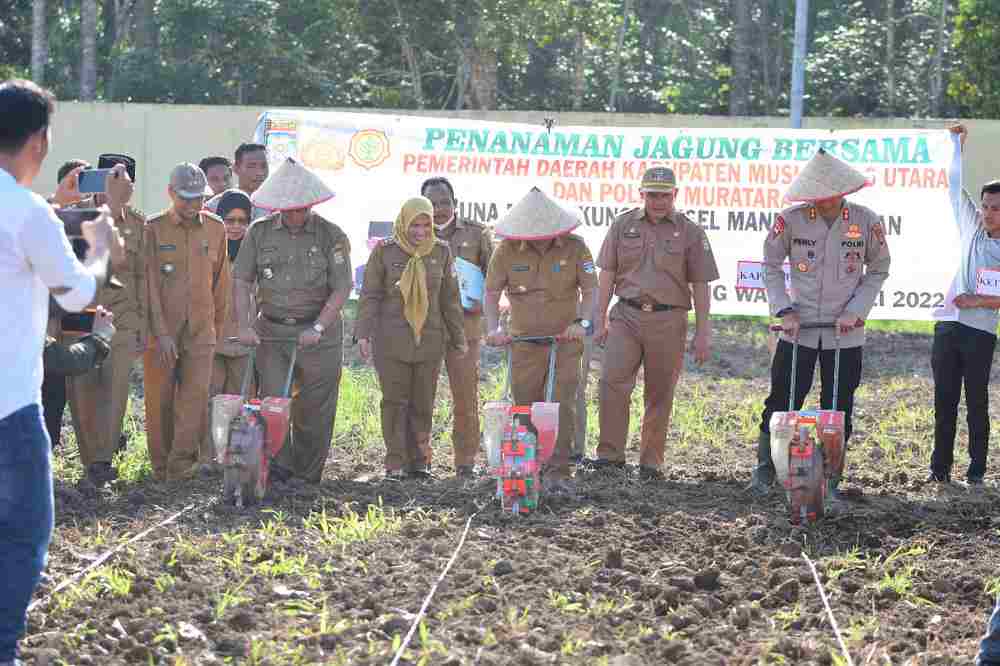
[22,319,999,665]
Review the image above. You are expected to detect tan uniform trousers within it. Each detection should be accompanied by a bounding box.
[445,334,481,468]
[375,351,443,473]
[597,303,687,468]
[143,341,214,481]
[257,321,343,484]
[67,331,141,468]
[202,353,254,463]
[511,339,581,477]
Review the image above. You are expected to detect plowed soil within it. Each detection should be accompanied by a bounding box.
[21,320,999,665]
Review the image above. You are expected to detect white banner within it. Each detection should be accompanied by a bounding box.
[254,111,963,320]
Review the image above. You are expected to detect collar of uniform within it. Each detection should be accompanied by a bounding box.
[643,211,677,227]
[517,235,565,253]
[169,208,205,227]
[272,211,317,233]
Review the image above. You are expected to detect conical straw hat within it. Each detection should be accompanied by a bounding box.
[784,148,871,202]
[493,187,581,240]
[251,157,335,211]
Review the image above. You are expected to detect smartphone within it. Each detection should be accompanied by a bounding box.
[62,308,97,333]
[78,168,112,194]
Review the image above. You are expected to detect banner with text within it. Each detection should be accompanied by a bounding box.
[254,110,962,320]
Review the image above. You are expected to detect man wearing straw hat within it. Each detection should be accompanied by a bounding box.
[750,148,891,499]
[234,157,352,484]
[590,167,719,482]
[484,187,597,488]
[144,163,230,482]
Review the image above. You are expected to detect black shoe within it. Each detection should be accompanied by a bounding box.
[269,464,294,484]
[408,468,437,481]
[967,475,985,487]
[926,471,951,484]
[569,453,584,466]
[580,458,626,473]
[638,466,665,482]
[86,462,117,488]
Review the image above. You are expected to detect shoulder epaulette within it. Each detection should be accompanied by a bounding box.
[146,210,170,225]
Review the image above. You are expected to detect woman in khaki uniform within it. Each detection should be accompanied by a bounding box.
[356,197,467,479]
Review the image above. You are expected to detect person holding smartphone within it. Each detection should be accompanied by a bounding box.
[0,78,116,666]
[63,155,145,487]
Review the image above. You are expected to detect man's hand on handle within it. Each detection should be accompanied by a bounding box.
[238,327,260,347]
[780,311,801,339]
[485,328,513,347]
[92,306,115,341]
[835,314,861,335]
[358,337,373,362]
[298,329,321,348]
[156,335,177,367]
[556,323,586,342]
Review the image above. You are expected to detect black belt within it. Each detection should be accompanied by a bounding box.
[621,298,677,312]
[262,313,319,326]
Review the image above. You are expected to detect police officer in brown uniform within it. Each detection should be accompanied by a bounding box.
[421,177,493,477]
[67,156,147,486]
[144,163,230,481]
[752,149,890,500]
[234,158,352,484]
[356,196,467,479]
[591,167,719,481]
[484,188,597,485]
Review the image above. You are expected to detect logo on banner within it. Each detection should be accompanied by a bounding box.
[350,129,391,170]
[301,140,347,172]
[263,116,299,166]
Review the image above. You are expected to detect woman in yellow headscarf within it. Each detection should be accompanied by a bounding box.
[356,197,467,480]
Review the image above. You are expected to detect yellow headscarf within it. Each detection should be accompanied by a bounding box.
[393,196,436,344]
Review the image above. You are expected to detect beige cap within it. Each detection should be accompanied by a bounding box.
[493,187,581,240]
[169,163,211,199]
[639,166,677,192]
[251,157,335,211]
[785,148,871,202]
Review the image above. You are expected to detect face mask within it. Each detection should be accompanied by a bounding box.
[433,213,455,232]
[228,239,242,262]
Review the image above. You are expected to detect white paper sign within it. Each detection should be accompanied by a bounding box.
[976,268,1000,296]
[736,259,790,292]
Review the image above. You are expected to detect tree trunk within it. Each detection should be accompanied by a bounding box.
[608,0,633,111]
[573,30,585,111]
[393,0,424,108]
[885,0,896,115]
[135,0,157,52]
[80,0,98,100]
[31,0,47,83]
[730,0,751,115]
[929,0,949,116]
[759,0,774,114]
[465,47,497,110]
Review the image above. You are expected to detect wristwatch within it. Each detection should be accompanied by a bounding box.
[312,322,325,334]
[575,318,594,336]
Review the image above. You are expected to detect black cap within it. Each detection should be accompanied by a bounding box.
[98,153,137,184]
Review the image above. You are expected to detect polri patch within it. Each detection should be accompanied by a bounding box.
[262,267,274,280]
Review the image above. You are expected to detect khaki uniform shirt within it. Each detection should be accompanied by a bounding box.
[100,206,147,339]
[356,239,466,363]
[486,235,597,337]
[233,212,352,323]
[436,218,492,341]
[145,209,230,345]
[597,208,719,308]
[764,201,891,349]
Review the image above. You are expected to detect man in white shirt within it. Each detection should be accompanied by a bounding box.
[0,79,116,666]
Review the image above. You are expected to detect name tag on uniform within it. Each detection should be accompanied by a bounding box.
[159,244,176,251]
[623,231,641,239]
[392,262,407,269]
[512,264,530,272]
[976,268,1000,296]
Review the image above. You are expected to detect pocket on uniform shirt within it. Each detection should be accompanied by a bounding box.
[306,251,329,285]
[837,249,863,281]
[619,238,644,263]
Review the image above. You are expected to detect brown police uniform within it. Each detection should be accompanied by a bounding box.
[486,235,597,476]
[143,209,230,481]
[436,218,492,469]
[233,211,352,483]
[67,205,148,470]
[596,208,719,468]
[356,239,466,473]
